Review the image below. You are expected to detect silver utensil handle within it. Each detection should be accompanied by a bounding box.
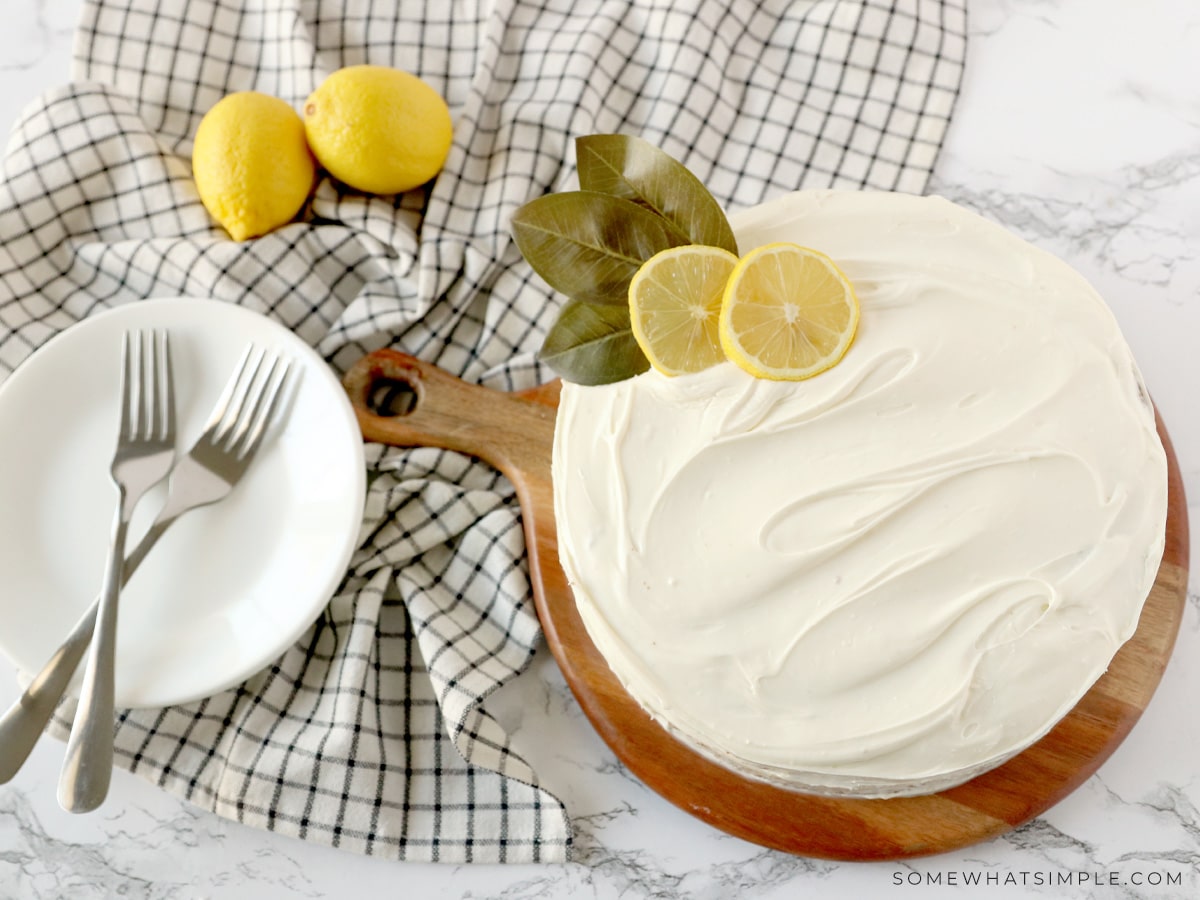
[56,502,130,811]
[0,517,172,785]
[0,605,97,783]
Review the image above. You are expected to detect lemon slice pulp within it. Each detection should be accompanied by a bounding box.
[719,242,859,381]
[629,245,739,376]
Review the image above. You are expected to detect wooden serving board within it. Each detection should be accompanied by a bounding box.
[343,349,1190,861]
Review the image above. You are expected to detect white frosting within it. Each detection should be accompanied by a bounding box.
[552,190,1168,797]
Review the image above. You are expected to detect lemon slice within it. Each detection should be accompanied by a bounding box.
[629,245,739,376]
[719,242,859,380]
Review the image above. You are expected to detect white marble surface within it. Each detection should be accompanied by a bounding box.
[1,0,1198,897]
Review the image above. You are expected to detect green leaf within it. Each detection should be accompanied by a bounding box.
[571,284,631,306]
[576,134,738,255]
[538,299,650,385]
[511,191,688,299]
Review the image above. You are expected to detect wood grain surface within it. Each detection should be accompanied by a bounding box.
[343,349,1189,861]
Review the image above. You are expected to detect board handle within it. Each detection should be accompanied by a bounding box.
[342,349,567,642]
[341,348,558,485]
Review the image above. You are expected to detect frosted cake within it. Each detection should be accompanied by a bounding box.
[551,190,1168,797]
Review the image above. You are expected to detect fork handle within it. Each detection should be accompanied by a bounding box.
[0,513,176,786]
[0,604,97,783]
[56,500,131,811]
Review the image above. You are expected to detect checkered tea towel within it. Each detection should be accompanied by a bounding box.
[0,0,966,863]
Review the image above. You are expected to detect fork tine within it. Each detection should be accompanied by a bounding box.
[218,354,278,455]
[135,333,147,441]
[138,330,152,440]
[118,332,134,442]
[224,355,280,453]
[144,330,158,442]
[233,357,291,459]
[200,345,261,441]
[158,331,175,443]
[216,348,268,447]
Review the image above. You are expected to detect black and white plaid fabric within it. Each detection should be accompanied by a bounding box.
[0,0,966,863]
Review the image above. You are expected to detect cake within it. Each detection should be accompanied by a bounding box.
[551,190,1169,798]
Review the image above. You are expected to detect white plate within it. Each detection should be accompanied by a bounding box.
[0,298,365,708]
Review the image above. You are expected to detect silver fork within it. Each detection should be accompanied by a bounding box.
[58,330,177,812]
[0,344,289,796]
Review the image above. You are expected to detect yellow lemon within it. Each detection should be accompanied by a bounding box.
[629,245,738,376]
[719,242,859,381]
[303,65,453,194]
[191,91,315,241]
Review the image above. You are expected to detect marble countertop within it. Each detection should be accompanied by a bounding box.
[2,0,1197,897]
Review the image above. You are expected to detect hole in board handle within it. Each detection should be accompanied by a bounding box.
[367,377,418,417]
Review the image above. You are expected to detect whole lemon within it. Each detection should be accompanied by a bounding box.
[192,92,315,241]
[303,65,453,195]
